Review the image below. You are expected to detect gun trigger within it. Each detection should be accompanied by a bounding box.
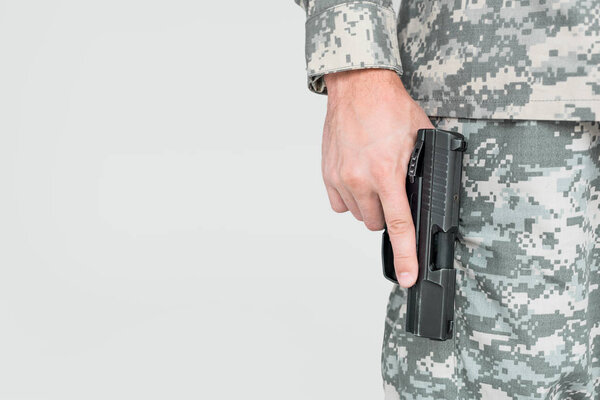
[408,139,424,183]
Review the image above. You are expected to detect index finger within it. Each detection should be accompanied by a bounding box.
[379,185,418,288]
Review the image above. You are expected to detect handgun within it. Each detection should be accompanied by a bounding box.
[381,128,466,341]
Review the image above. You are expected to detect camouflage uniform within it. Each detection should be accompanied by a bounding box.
[383,118,600,399]
[294,0,600,120]
[293,0,600,398]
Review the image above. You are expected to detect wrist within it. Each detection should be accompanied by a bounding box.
[324,69,408,102]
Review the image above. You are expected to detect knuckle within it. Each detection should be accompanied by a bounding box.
[370,160,392,183]
[386,217,412,236]
[339,167,365,188]
[394,253,413,262]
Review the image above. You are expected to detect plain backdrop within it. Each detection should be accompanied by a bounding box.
[0,1,401,399]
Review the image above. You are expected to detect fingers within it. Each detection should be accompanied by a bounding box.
[336,187,363,221]
[325,185,348,213]
[325,170,418,289]
[323,163,365,220]
[326,183,385,231]
[353,192,385,231]
[324,167,385,229]
[325,182,363,220]
[379,186,418,288]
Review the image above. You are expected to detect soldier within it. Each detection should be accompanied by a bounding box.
[293,0,600,398]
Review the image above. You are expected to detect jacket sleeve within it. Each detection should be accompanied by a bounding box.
[294,0,403,95]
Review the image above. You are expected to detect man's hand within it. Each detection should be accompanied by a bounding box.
[322,69,434,288]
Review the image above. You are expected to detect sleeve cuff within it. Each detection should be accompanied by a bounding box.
[304,1,403,95]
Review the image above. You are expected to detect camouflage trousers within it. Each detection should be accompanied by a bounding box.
[382,118,600,399]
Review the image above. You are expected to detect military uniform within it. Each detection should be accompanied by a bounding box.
[294,0,600,398]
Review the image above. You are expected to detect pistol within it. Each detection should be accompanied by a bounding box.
[381,128,466,341]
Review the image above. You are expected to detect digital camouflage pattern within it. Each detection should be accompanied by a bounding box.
[292,1,600,397]
[382,118,600,399]
[293,0,600,121]
[293,0,403,94]
[398,0,600,121]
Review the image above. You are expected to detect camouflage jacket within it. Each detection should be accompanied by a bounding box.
[294,0,600,121]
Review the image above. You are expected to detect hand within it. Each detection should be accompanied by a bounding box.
[322,69,434,288]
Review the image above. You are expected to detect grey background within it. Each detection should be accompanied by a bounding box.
[0,1,397,399]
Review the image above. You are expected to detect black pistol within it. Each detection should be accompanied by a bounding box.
[381,128,466,341]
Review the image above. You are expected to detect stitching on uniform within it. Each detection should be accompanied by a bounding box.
[305,1,395,24]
